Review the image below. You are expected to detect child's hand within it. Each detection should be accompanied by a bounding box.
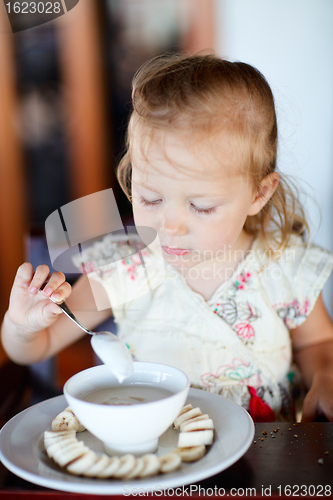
[6,262,72,338]
[301,371,333,422]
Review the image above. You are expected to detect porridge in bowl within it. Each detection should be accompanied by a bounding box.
[82,385,174,406]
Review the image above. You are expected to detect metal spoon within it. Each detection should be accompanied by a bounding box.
[45,294,133,383]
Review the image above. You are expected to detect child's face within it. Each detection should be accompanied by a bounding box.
[131,131,258,271]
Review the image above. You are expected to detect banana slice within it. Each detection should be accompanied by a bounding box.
[138,454,161,477]
[174,445,206,462]
[113,454,137,478]
[177,404,193,416]
[44,430,76,442]
[174,407,202,429]
[178,429,214,447]
[64,406,86,432]
[179,414,209,432]
[82,454,110,477]
[159,452,182,473]
[96,457,121,478]
[181,418,214,432]
[124,457,145,479]
[67,450,97,476]
[45,437,79,459]
[44,433,77,451]
[173,404,193,428]
[53,442,89,468]
[52,410,82,432]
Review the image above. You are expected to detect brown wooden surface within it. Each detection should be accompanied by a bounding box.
[200,422,333,493]
[1,422,332,497]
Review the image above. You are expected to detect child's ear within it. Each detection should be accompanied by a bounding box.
[247,172,279,216]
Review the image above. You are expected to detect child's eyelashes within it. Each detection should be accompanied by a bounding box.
[139,197,161,207]
[139,197,216,215]
[190,204,216,215]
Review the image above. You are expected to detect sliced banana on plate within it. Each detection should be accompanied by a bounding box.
[173,407,202,429]
[45,437,79,459]
[181,418,214,433]
[53,442,89,468]
[178,429,214,447]
[67,450,97,476]
[159,452,182,473]
[113,454,137,478]
[124,457,145,479]
[96,456,121,478]
[45,402,214,479]
[174,445,207,462]
[138,454,161,477]
[83,454,111,477]
[179,414,210,431]
[177,403,193,416]
[51,406,85,432]
[44,430,76,442]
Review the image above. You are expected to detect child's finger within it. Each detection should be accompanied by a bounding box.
[28,265,51,295]
[301,391,318,422]
[48,281,72,303]
[42,301,65,321]
[41,272,69,298]
[45,301,64,316]
[14,262,34,289]
[319,402,333,422]
[42,283,72,320]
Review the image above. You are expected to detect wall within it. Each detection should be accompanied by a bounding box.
[215,0,333,314]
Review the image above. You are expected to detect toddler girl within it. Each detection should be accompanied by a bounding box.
[2,53,333,422]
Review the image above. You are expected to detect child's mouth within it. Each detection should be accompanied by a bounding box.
[162,247,192,256]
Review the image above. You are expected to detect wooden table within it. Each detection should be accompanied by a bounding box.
[1,421,332,498]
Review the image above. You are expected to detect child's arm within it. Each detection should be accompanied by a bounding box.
[291,293,333,421]
[1,263,111,365]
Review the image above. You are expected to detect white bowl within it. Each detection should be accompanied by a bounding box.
[64,362,189,456]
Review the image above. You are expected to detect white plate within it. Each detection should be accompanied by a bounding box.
[0,388,254,495]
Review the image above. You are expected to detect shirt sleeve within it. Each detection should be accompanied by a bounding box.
[260,236,333,329]
[71,234,166,315]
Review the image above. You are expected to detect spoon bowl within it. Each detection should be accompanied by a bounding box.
[90,331,133,382]
[44,293,133,382]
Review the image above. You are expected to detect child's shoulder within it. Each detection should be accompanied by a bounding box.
[253,234,333,328]
[254,233,333,274]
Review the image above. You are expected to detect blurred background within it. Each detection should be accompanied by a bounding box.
[0,0,332,408]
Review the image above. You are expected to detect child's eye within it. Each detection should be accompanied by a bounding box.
[191,203,216,215]
[140,197,161,207]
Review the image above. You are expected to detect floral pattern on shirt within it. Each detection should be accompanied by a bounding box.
[121,250,149,281]
[210,272,261,343]
[200,358,262,388]
[74,237,147,279]
[273,298,310,329]
[232,271,252,292]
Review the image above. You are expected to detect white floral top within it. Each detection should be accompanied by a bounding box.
[73,234,333,420]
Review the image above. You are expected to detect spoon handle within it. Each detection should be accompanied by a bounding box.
[48,295,93,336]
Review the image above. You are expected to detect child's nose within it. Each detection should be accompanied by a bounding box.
[161,216,188,237]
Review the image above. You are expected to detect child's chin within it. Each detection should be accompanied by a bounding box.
[163,254,198,269]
